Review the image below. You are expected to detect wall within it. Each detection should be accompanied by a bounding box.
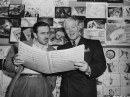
[0,0,130,97]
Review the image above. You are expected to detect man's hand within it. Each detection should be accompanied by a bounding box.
[13,54,24,66]
[74,61,88,72]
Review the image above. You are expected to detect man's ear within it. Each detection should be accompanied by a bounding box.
[33,33,37,38]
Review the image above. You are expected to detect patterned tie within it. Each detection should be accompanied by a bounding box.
[72,41,76,47]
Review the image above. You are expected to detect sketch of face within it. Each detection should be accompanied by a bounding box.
[4,19,13,31]
[56,31,64,40]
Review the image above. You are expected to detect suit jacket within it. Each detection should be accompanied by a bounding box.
[57,36,106,97]
[4,40,57,90]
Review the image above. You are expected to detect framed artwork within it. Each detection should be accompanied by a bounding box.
[84,18,106,29]
[21,17,37,27]
[20,27,33,41]
[55,7,71,18]
[0,18,20,38]
[108,6,123,19]
[86,3,107,18]
[24,6,40,17]
[0,6,8,17]
[10,27,21,42]
[8,4,25,17]
[49,28,68,46]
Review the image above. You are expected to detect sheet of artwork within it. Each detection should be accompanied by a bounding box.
[53,18,65,28]
[39,6,54,17]
[106,61,119,73]
[49,28,68,46]
[123,6,130,19]
[0,6,8,17]
[119,48,130,61]
[119,62,130,73]
[84,29,106,46]
[103,73,120,86]
[86,3,107,18]
[103,86,120,96]
[20,27,33,41]
[10,27,21,42]
[0,0,10,6]
[108,6,123,19]
[22,0,54,6]
[84,18,106,29]
[54,0,69,7]
[121,87,130,96]
[0,46,11,59]
[106,23,130,45]
[104,48,120,61]
[121,74,130,87]
[72,6,86,16]
[24,6,40,17]
[21,17,37,27]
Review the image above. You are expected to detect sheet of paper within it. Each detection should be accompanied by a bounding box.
[18,41,84,74]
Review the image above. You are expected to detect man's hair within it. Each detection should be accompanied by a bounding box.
[33,22,50,34]
[63,16,79,27]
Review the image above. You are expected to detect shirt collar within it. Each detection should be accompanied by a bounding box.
[71,35,81,46]
[33,39,48,51]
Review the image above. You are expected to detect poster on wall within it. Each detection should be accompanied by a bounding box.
[8,4,25,17]
[0,18,21,38]
[106,23,130,45]
[0,6,8,17]
[10,27,21,42]
[84,18,106,29]
[0,0,10,6]
[49,28,68,46]
[86,3,107,18]
[20,27,33,41]
[123,6,130,19]
[84,29,106,46]
[21,17,37,27]
[55,7,71,18]
[24,6,40,17]
[108,6,123,19]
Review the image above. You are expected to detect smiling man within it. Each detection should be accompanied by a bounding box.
[57,16,106,97]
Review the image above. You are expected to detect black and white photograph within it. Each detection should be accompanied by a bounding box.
[8,4,25,17]
[0,18,20,38]
[108,6,123,19]
[55,7,71,18]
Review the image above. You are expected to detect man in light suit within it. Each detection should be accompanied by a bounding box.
[5,22,56,97]
[57,16,106,97]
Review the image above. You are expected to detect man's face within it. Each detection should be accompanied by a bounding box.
[64,20,80,40]
[34,26,50,45]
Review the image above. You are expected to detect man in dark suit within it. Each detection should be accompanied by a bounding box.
[57,16,106,97]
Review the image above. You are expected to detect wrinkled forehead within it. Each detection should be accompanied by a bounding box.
[64,17,79,27]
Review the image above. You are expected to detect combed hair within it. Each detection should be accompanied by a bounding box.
[33,22,50,34]
[63,16,79,27]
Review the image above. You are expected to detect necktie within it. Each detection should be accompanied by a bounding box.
[72,41,76,47]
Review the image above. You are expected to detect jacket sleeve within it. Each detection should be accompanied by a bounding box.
[4,44,18,76]
[89,40,106,78]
